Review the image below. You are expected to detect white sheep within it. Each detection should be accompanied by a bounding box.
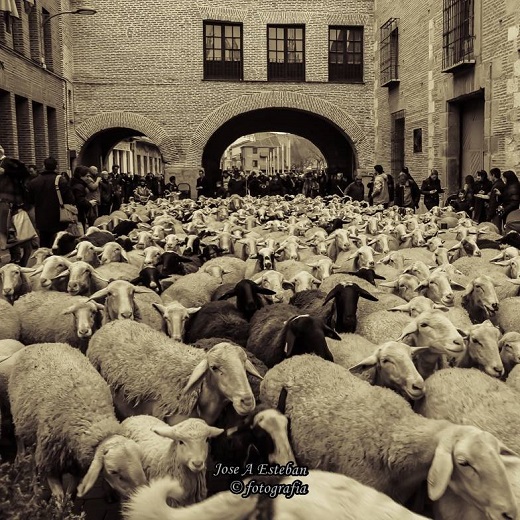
[87,321,262,425]
[356,309,413,344]
[161,272,223,307]
[123,471,428,520]
[200,256,246,285]
[8,342,147,500]
[122,415,223,506]
[96,261,141,282]
[13,292,104,350]
[260,355,517,518]
[0,298,21,340]
[499,332,520,376]
[497,297,520,334]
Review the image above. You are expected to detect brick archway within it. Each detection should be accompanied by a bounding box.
[75,111,179,162]
[187,91,367,168]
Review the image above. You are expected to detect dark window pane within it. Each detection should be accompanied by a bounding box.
[204,22,243,80]
[328,25,363,82]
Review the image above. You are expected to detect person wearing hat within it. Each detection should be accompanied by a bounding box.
[420,169,444,211]
[371,165,390,208]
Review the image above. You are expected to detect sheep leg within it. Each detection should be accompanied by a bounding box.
[62,473,78,497]
[47,474,65,504]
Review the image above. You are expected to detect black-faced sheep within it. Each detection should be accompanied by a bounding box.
[217,279,276,321]
[246,304,340,368]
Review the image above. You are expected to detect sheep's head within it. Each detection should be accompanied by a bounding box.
[153,418,223,472]
[100,242,129,265]
[350,342,427,400]
[389,296,449,318]
[182,343,262,420]
[499,332,520,375]
[28,255,72,288]
[77,435,147,499]
[153,301,200,341]
[397,310,465,355]
[0,264,32,301]
[461,276,499,318]
[427,425,517,520]
[66,262,109,296]
[88,280,150,321]
[461,321,503,378]
[62,299,104,339]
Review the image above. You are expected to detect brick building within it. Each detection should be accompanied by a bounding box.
[68,0,376,189]
[374,0,520,196]
[0,0,77,172]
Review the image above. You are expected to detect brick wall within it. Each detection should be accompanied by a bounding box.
[0,0,73,170]
[375,0,520,194]
[70,0,376,191]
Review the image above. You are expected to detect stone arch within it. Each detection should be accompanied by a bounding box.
[75,111,179,162]
[186,91,367,167]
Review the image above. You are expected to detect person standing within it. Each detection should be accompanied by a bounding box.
[496,170,520,230]
[84,166,101,225]
[27,157,75,248]
[0,145,33,265]
[99,170,114,216]
[228,170,247,197]
[394,170,420,211]
[70,165,97,232]
[371,165,390,208]
[345,175,365,202]
[485,168,505,227]
[420,169,444,211]
[472,170,493,223]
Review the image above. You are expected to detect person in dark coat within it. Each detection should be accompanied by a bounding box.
[269,173,285,196]
[485,168,505,227]
[394,171,421,211]
[0,145,32,264]
[256,174,271,197]
[451,175,475,214]
[472,170,493,223]
[228,171,247,197]
[328,172,349,197]
[26,157,76,248]
[497,170,520,230]
[345,175,365,202]
[420,169,444,211]
[69,165,96,232]
[247,171,260,197]
[99,170,114,216]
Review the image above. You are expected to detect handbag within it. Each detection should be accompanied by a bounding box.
[54,175,78,224]
[11,209,37,242]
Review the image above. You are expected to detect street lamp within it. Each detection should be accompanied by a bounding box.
[41,8,97,26]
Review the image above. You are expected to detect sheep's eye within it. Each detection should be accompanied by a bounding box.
[210,365,219,371]
[108,469,119,475]
[458,460,470,467]
[382,359,392,364]
[420,323,428,328]
[178,440,184,446]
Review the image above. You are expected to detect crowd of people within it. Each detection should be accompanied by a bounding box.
[1,142,519,268]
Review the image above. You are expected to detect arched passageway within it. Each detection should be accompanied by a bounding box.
[201,108,357,183]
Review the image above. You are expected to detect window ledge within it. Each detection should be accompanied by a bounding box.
[442,59,475,73]
[381,78,400,87]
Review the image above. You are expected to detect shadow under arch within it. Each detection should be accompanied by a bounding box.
[201,108,357,183]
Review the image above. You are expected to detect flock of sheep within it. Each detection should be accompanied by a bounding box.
[1,192,520,520]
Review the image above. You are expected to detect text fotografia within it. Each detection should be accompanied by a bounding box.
[213,462,309,477]
[230,478,309,499]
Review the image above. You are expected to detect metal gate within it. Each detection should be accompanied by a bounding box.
[460,98,484,185]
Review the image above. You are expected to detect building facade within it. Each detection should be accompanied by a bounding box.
[0,0,75,172]
[106,137,163,176]
[69,0,375,189]
[374,0,520,195]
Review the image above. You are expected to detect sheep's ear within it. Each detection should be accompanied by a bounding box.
[120,250,130,263]
[66,249,78,258]
[51,269,70,281]
[77,450,104,498]
[349,353,379,374]
[152,303,166,315]
[323,324,341,340]
[245,359,263,380]
[217,289,236,300]
[29,266,44,277]
[277,387,288,414]
[409,346,431,357]
[450,280,466,290]
[355,285,378,302]
[88,287,110,301]
[254,286,277,296]
[388,303,411,313]
[379,279,398,289]
[433,304,450,312]
[61,305,76,315]
[427,442,454,501]
[457,328,469,339]
[152,426,180,441]
[134,286,153,294]
[396,321,419,342]
[323,285,342,305]
[182,359,209,394]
